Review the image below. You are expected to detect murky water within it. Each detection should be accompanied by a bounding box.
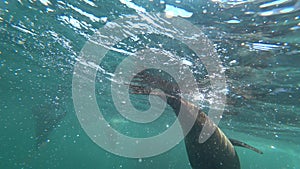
[0,0,299,169]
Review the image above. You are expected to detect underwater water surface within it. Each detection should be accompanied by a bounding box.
[0,0,300,169]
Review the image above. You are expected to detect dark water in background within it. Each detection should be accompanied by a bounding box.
[0,0,300,169]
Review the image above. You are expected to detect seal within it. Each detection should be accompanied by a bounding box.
[130,70,262,169]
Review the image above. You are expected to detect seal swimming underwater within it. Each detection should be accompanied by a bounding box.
[32,103,67,149]
[130,70,262,169]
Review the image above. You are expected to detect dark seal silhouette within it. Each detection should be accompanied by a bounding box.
[130,69,262,169]
[32,103,66,149]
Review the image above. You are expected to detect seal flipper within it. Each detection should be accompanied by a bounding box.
[229,138,263,154]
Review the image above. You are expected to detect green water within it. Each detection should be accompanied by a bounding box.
[1,0,300,169]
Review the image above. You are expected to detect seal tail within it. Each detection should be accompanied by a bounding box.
[229,138,263,154]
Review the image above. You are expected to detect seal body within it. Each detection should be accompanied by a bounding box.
[165,96,240,169]
[130,70,262,169]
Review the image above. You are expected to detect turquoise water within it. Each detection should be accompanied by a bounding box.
[1,0,300,169]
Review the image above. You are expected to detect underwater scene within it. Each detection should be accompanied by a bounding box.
[1,0,300,169]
